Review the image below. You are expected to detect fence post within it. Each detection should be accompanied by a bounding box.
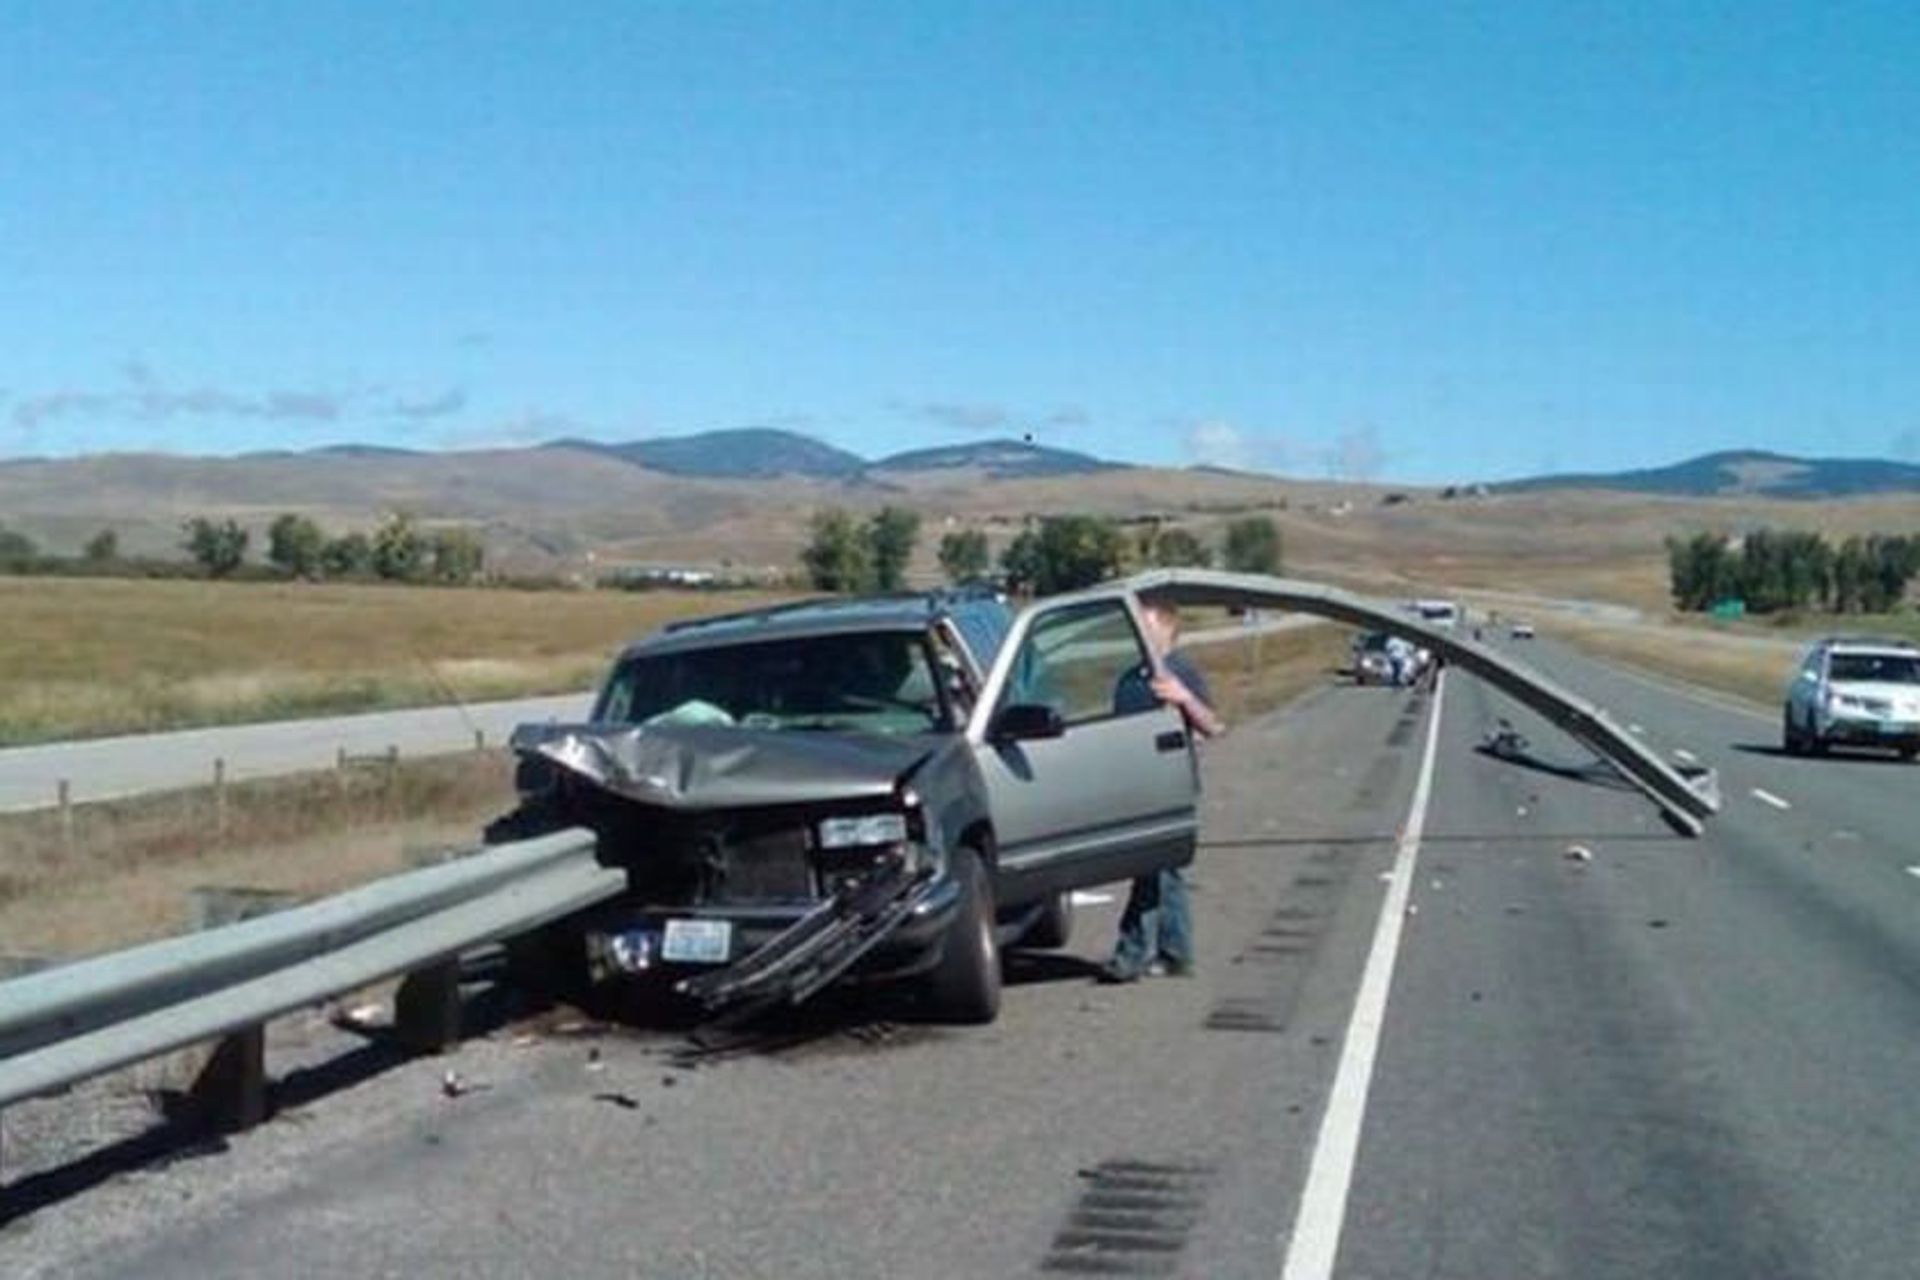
[58,779,75,858]
[213,757,228,843]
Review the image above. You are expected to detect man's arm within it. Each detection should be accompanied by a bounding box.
[1152,653,1224,739]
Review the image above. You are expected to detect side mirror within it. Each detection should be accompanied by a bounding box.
[990,703,1066,743]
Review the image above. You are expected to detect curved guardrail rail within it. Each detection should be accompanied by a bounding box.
[1122,569,1721,836]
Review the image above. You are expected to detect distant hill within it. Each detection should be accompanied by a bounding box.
[1492,450,1920,499]
[550,428,866,479]
[872,438,1120,479]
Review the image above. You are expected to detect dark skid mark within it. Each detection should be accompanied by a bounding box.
[1206,847,1356,1033]
[1041,1160,1215,1275]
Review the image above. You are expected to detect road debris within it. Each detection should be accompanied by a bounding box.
[593,1092,640,1110]
[585,1046,605,1072]
[1565,845,1594,863]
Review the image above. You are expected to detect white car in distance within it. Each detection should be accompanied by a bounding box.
[1783,636,1920,761]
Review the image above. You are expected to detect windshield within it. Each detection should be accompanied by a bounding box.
[1830,653,1920,684]
[596,631,951,734]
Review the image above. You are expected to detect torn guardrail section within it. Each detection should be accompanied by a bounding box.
[1119,569,1722,837]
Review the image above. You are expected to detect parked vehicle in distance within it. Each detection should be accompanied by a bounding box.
[1411,598,1461,630]
[1509,619,1536,640]
[1353,630,1427,686]
[1783,636,1920,760]
[493,586,1204,1023]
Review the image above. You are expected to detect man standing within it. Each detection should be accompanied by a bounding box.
[1102,601,1224,983]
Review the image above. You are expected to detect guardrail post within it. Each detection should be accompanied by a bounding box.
[394,960,462,1054]
[183,887,298,1132]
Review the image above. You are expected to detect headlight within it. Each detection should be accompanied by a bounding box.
[816,813,909,849]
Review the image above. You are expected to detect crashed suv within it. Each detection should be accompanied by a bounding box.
[495,587,1204,1023]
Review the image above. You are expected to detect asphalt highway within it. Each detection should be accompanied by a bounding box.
[7,637,1919,1278]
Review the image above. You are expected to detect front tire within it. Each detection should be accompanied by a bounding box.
[1782,710,1803,756]
[924,848,1000,1024]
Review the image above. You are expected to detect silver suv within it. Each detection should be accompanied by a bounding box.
[496,585,1203,1023]
[1783,636,1920,760]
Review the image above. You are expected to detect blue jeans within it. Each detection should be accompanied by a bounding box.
[1110,867,1193,976]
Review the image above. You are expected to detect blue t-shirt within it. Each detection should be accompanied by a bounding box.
[1113,649,1214,718]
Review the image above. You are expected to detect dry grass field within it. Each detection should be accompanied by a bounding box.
[0,578,790,744]
[0,748,519,957]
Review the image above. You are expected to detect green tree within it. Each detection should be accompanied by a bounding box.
[1000,515,1126,595]
[321,532,373,578]
[865,506,921,592]
[371,513,427,582]
[429,527,486,584]
[800,507,872,592]
[180,517,249,578]
[0,526,37,570]
[267,514,326,579]
[938,528,992,584]
[1221,516,1281,575]
[1146,526,1213,568]
[83,528,118,563]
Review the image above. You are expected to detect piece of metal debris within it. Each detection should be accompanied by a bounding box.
[1565,845,1594,863]
[593,1092,640,1110]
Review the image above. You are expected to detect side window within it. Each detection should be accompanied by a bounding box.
[1001,600,1153,726]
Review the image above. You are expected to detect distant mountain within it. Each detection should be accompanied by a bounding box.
[549,428,866,479]
[306,443,424,458]
[1492,450,1920,499]
[872,438,1121,479]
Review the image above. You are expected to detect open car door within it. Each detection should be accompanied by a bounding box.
[967,589,1200,906]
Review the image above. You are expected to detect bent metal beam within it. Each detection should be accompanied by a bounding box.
[1119,569,1720,837]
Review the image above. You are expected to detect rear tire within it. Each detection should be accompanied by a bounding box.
[924,848,1001,1024]
[1024,891,1074,950]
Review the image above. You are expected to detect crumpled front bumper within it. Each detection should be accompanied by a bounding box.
[580,862,963,1011]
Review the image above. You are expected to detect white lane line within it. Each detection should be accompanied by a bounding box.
[1904,866,1920,880]
[1628,723,1645,735]
[1069,890,1115,906]
[1280,670,1447,1280]
[1750,787,1792,811]
[1673,748,1699,764]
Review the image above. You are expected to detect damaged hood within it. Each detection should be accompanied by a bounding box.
[510,722,942,809]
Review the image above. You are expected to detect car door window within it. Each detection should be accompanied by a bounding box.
[999,600,1153,726]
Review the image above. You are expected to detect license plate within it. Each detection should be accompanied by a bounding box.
[661,918,732,964]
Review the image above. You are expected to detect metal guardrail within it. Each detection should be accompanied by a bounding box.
[0,828,623,1117]
[1124,569,1722,836]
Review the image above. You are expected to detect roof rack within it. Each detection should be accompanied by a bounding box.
[657,590,954,635]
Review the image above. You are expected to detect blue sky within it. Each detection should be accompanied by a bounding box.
[3,1,1916,483]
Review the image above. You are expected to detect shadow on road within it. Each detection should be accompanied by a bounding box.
[1732,742,1915,766]
[1473,741,1641,794]
[0,981,528,1228]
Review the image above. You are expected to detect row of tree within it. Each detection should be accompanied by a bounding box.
[801,508,1282,596]
[180,513,487,583]
[1666,529,1920,614]
[0,515,486,585]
